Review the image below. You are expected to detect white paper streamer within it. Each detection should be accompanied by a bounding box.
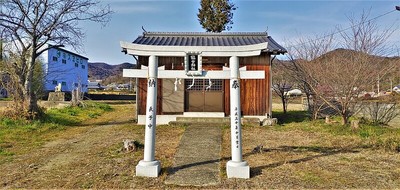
[205,78,213,91]
[186,74,195,90]
[174,78,182,91]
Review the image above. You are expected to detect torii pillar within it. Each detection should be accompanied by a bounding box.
[135,55,161,177]
[226,56,250,178]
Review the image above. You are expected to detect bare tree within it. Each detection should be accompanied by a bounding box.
[286,10,396,125]
[0,0,111,119]
[361,101,399,125]
[272,60,292,114]
[340,10,395,56]
[285,33,335,119]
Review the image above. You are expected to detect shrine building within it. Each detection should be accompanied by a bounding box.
[121,31,286,125]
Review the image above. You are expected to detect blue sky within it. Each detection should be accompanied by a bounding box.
[78,0,400,64]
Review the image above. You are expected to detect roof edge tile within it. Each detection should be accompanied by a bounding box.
[142,31,268,37]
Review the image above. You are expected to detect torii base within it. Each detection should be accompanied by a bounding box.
[226,160,250,179]
[136,160,161,177]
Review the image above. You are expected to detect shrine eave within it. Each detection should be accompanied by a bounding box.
[120,41,269,57]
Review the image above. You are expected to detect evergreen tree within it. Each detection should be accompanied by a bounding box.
[197,0,237,32]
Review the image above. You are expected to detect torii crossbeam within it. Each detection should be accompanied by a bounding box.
[123,65,265,79]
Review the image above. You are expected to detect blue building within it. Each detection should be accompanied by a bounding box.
[41,45,88,93]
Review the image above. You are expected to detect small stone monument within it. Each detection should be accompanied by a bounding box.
[55,83,62,92]
[48,83,65,101]
[351,120,360,130]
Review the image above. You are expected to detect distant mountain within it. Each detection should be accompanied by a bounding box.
[88,62,135,84]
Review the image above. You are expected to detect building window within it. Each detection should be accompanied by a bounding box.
[75,63,78,67]
[62,59,67,64]
[52,80,57,85]
[74,83,79,87]
[52,56,58,62]
[61,82,66,86]
[81,65,85,69]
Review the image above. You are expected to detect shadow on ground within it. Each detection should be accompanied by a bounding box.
[166,145,360,178]
[250,146,360,177]
[273,110,310,124]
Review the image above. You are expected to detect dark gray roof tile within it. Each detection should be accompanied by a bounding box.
[132,32,287,54]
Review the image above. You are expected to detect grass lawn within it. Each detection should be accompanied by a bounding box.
[0,101,399,188]
[0,102,113,161]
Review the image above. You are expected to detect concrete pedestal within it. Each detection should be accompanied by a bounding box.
[136,160,161,177]
[48,92,65,101]
[262,118,278,126]
[226,160,250,179]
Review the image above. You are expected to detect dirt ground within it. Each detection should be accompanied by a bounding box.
[0,103,184,189]
[221,127,400,189]
[272,101,305,111]
[1,102,399,189]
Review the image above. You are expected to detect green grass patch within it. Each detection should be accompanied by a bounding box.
[42,102,113,125]
[0,148,14,156]
[273,110,400,152]
[0,102,113,161]
[0,97,12,101]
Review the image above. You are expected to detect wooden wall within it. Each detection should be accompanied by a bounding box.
[136,53,271,116]
[224,53,271,116]
[137,56,184,115]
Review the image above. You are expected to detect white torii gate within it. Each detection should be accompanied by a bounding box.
[121,41,268,179]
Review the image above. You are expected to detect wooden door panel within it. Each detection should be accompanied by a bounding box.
[187,92,204,112]
[205,92,224,112]
[185,79,224,112]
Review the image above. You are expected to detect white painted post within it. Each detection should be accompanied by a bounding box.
[226,56,250,179]
[136,55,161,177]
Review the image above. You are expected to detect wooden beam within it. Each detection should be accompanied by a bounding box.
[120,41,267,57]
[123,69,265,79]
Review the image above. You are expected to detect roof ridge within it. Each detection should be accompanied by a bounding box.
[142,31,268,37]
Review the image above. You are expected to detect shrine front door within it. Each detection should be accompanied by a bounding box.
[185,79,224,112]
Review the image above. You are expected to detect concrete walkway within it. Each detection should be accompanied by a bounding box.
[165,125,222,186]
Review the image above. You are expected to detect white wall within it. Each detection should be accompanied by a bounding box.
[43,47,88,93]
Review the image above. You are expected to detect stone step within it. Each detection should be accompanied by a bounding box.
[169,121,229,126]
[169,117,260,126]
[176,117,230,123]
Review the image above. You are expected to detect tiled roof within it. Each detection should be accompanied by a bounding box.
[132,32,286,54]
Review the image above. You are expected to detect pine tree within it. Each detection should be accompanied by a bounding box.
[197,0,237,32]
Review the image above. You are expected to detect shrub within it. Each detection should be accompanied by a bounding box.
[360,102,399,125]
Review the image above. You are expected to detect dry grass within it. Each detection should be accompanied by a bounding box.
[1,102,399,189]
[220,125,400,189]
[0,103,184,189]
